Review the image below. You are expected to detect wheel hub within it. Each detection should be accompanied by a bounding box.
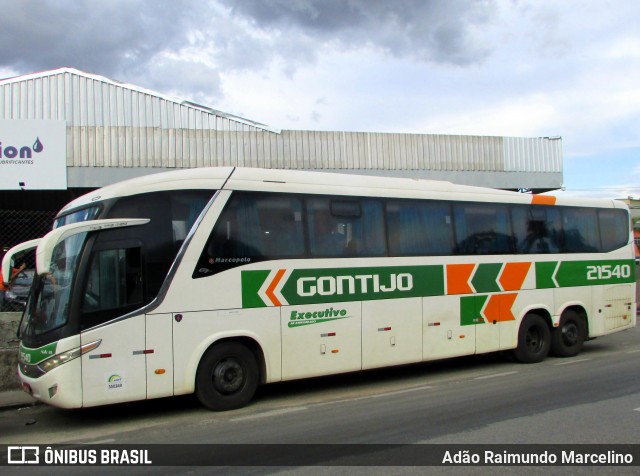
[213,358,245,394]
[562,322,578,345]
[526,328,542,351]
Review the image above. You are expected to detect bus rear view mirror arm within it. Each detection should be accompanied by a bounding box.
[35,218,150,275]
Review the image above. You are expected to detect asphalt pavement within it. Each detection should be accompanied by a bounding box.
[0,389,34,410]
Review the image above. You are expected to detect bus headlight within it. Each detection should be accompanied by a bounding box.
[37,340,102,375]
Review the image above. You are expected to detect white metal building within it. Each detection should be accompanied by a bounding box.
[0,67,563,247]
[1,67,562,190]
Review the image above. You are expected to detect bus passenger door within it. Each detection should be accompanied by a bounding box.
[281,301,361,380]
[79,244,148,406]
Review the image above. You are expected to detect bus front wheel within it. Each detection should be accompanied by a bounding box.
[513,314,550,363]
[550,310,586,357]
[196,342,259,411]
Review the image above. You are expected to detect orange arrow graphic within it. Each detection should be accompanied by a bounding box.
[483,293,517,322]
[447,264,475,295]
[265,269,286,306]
[499,262,531,291]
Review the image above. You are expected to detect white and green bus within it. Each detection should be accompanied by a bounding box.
[5,167,636,411]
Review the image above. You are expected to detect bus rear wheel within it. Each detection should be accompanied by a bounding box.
[196,342,259,411]
[551,310,586,357]
[513,314,550,363]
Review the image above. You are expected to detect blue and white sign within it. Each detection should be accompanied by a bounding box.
[0,120,67,190]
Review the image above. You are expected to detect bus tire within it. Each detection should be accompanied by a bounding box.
[550,310,586,357]
[513,314,550,363]
[196,342,259,411]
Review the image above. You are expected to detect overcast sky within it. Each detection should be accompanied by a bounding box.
[1,0,639,197]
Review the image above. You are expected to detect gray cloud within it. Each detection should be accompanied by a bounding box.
[0,1,196,74]
[219,0,496,65]
[0,0,497,102]
[0,1,229,98]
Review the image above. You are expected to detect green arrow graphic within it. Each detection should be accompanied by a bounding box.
[471,263,502,293]
[460,295,488,326]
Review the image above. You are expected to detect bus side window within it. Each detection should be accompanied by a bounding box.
[105,190,213,297]
[307,198,385,257]
[562,208,599,252]
[599,208,629,252]
[80,246,144,329]
[512,205,560,254]
[453,203,513,255]
[195,193,305,276]
[259,196,304,257]
[386,200,453,256]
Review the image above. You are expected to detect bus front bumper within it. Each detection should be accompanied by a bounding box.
[18,358,83,409]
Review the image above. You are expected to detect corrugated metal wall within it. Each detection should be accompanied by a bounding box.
[1,68,562,174]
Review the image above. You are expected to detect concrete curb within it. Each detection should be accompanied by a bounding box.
[0,337,34,409]
[0,313,36,409]
[0,312,22,395]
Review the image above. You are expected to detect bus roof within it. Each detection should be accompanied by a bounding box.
[58,166,622,217]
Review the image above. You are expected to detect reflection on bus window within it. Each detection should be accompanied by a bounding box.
[22,232,86,336]
[54,207,101,228]
[196,193,305,276]
[454,203,513,254]
[562,208,599,252]
[307,197,385,257]
[82,248,143,313]
[599,209,629,252]
[512,206,561,254]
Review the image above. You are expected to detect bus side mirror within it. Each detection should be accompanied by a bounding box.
[2,239,40,286]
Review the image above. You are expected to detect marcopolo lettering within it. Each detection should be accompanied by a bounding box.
[297,273,413,297]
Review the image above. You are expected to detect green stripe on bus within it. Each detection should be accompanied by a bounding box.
[536,260,635,288]
[280,265,445,306]
[556,260,636,287]
[242,258,636,308]
[241,270,270,308]
[19,342,57,365]
[535,261,558,289]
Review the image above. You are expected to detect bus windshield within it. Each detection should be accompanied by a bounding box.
[21,232,87,338]
[54,206,101,228]
[19,189,215,342]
